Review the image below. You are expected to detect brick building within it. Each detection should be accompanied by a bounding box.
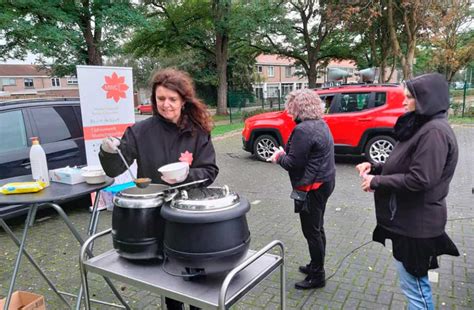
[253,54,398,101]
[0,64,79,100]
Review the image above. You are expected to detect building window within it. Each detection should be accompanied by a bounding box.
[281,83,293,97]
[67,77,78,85]
[266,85,279,98]
[296,83,302,90]
[24,78,34,88]
[257,66,263,73]
[267,66,274,77]
[51,77,61,87]
[2,78,16,86]
[285,66,292,78]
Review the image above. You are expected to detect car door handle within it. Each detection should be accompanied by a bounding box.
[358,118,372,122]
[50,150,80,161]
[20,161,31,169]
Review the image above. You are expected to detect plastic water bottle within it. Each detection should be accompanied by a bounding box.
[29,137,50,187]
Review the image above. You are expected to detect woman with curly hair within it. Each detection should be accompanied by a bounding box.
[268,89,336,290]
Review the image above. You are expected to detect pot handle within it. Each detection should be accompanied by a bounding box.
[164,190,179,202]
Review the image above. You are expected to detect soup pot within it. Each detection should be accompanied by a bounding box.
[161,186,251,276]
[112,184,169,260]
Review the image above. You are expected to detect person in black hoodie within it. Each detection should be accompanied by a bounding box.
[268,89,336,290]
[100,68,218,310]
[356,73,459,310]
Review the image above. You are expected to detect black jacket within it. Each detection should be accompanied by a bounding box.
[371,73,458,238]
[99,114,218,186]
[277,119,335,187]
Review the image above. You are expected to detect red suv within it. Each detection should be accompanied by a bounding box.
[137,103,152,114]
[242,84,406,164]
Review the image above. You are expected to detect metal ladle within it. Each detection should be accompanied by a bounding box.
[113,139,151,189]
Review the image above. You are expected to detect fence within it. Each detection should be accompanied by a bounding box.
[224,82,474,124]
[227,90,286,124]
[448,82,473,117]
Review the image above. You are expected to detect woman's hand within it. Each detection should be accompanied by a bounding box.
[355,162,371,176]
[161,165,189,184]
[101,137,120,154]
[266,146,286,163]
[361,174,374,192]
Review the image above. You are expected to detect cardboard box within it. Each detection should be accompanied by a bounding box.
[49,166,85,185]
[0,291,46,310]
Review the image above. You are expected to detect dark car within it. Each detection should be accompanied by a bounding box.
[0,98,88,218]
[0,98,86,180]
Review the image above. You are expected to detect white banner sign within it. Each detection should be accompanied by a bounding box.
[77,65,136,182]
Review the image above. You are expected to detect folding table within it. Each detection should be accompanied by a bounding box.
[0,174,128,309]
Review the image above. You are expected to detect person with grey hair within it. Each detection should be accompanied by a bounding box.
[268,89,336,289]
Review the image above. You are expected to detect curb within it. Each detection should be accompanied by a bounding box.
[212,130,242,142]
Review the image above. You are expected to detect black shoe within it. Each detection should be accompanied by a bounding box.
[298,265,310,275]
[294,275,326,290]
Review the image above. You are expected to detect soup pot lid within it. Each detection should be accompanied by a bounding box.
[118,184,169,198]
[171,186,240,212]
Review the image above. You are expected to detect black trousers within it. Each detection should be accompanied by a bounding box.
[165,298,200,310]
[298,180,335,269]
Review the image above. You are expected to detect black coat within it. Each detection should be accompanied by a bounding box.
[371,73,458,238]
[99,114,218,186]
[278,119,335,187]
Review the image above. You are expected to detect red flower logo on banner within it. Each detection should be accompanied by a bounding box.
[179,151,193,165]
[101,72,129,103]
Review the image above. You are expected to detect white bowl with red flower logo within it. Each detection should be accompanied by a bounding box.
[158,162,189,180]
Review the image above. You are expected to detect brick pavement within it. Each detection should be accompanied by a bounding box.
[0,125,472,309]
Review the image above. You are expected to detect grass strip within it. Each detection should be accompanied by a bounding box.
[211,122,244,137]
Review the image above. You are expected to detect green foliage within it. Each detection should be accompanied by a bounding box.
[242,1,354,87]
[211,122,243,136]
[125,1,273,113]
[241,108,280,121]
[0,1,145,76]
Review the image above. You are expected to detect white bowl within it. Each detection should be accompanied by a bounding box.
[81,166,106,184]
[158,162,189,180]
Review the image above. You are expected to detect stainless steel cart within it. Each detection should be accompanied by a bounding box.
[79,229,285,309]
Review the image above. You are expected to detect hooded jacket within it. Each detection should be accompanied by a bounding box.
[99,114,218,186]
[370,73,458,238]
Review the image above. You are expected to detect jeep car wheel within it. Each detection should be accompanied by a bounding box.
[365,135,396,164]
[253,135,278,162]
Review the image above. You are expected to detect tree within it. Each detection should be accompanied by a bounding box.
[343,0,396,83]
[128,1,228,114]
[0,1,144,75]
[246,0,353,88]
[127,1,274,115]
[429,0,473,81]
[386,0,440,80]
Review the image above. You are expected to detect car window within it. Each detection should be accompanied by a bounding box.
[73,106,83,127]
[374,92,386,107]
[337,93,370,113]
[319,95,335,114]
[30,106,81,144]
[0,110,28,154]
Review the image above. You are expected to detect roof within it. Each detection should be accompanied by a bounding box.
[255,54,356,68]
[0,64,51,77]
[256,54,295,66]
[0,97,80,109]
[315,83,402,93]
